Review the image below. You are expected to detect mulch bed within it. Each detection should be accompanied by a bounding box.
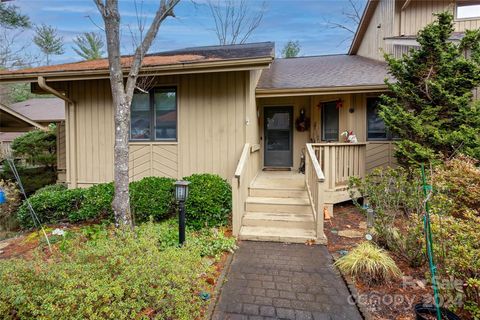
[325,203,433,320]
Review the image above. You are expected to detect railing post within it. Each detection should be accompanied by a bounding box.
[316,180,326,244]
[232,177,240,236]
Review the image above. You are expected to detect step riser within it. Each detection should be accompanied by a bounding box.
[246,203,312,214]
[238,234,313,243]
[242,218,312,229]
[249,188,307,198]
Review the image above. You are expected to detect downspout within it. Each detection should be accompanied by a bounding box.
[37,76,77,188]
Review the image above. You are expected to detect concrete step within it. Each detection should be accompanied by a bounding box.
[245,196,312,214]
[249,187,308,198]
[243,211,314,229]
[239,226,316,243]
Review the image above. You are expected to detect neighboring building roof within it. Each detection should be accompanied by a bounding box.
[348,0,379,55]
[256,55,389,96]
[0,42,275,82]
[384,31,465,42]
[0,103,46,132]
[0,132,24,143]
[9,98,65,122]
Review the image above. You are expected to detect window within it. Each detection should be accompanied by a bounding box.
[456,1,480,19]
[367,97,389,140]
[321,101,339,141]
[130,87,177,141]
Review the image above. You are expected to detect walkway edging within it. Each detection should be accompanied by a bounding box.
[204,251,234,320]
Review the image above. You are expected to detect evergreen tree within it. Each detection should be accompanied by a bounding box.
[33,24,64,65]
[73,32,105,60]
[0,2,30,29]
[281,40,301,58]
[380,12,480,167]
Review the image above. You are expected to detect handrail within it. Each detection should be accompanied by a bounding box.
[309,142,368,146]
[234,143,250,180]
[306,144,325,181]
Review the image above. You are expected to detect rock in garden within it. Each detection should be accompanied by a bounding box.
[338,230,363,238]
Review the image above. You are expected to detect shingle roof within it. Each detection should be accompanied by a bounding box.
[0,132,24,142]
[257,55,389,90]
[9,98,65,122]
[0,42,275,77]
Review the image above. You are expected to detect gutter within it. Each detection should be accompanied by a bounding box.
[255,84,389,98]
[37,76,77,188]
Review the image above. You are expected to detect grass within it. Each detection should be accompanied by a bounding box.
[334,241,402,285]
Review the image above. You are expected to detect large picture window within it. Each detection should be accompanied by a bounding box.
[367,97,389,140]
[321,101,339,141]
[130,87,177,141]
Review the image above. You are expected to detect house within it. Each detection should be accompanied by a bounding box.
[0,0,477,243]
[0,98,66,181]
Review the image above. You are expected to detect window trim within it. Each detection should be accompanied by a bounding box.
[130,86,178,142]
[321,101,340,142]
[455,1,480,21]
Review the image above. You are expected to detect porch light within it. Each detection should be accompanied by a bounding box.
[175,180,190,245]
[175,180,190,202]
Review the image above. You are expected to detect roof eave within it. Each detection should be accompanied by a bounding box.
[348,0,380,55]
[0,104,47,131]
[0,57,274,83]
[255,84,389,98]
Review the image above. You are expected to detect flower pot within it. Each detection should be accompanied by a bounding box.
[414,303,461,320]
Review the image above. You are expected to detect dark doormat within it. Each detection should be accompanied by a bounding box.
[263,167,291,171]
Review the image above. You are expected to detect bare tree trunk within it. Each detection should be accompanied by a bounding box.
[94,0,180,229]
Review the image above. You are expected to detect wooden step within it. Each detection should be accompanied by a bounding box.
[245,196,312,214]
[249,187,308,198]
[243,211,314,228]
[239,226,316,243]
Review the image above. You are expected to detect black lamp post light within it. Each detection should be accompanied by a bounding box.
[175,180,190,245]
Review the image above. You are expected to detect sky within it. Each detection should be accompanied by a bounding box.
[10,0,367,65]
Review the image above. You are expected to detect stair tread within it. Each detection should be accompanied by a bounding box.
[246,196,310,205]
[243,211,314,222]
[239,226,315,238]
[249,185,306,191]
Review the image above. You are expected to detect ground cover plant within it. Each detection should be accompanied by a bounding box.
[0,219,236,319]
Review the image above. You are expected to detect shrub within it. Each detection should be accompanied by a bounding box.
[0,165,57,195]
[10,127,56,168]
[334,241,402,285]
[73,182,114,222]
[183,173,232,229]
[431,212,480,318]
[130,177,175,222]
[0,221,218,320]
[0,180,21,231]
[16,187,85,228]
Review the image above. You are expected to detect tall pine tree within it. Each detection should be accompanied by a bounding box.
[380,12,480,167]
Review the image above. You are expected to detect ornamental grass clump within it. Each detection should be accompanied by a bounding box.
[334,241,402,285]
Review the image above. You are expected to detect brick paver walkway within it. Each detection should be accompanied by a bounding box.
[212,241,362,320]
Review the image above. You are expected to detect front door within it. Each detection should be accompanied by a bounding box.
[264,107,293,167]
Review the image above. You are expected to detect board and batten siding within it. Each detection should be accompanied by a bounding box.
[64,71,249,188]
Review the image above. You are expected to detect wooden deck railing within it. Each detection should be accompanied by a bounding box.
[310,143,367,191]
[305,144,326,243]
[232,143,261,236]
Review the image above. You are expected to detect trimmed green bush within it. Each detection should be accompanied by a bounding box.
[0,165,57,195]
[183,173,232,229]
[17,187,85,228]
[130,177,175,222]
[72,182,114,222]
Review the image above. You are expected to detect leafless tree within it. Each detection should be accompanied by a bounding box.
[325,0,363,45]
[93,0,180,229]
[207,0,266,45]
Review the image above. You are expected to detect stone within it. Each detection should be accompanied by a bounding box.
[337,230,364,238]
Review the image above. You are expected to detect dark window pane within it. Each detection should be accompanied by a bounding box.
[266,112,290,130]
[266,130,290,151]
[322,102,339,141]
[131,93,151,140]
[154,88,177,140]
[367,98,387,140]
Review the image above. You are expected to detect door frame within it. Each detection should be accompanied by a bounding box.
[263,106,294,168]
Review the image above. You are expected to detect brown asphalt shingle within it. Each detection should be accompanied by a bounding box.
[257,54,390,90]
[9,98,65,122]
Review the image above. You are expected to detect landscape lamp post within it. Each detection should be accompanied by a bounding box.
[175,180,190,245]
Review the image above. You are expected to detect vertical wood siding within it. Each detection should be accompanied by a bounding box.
[366,141,397,172]
[64,71,248,187]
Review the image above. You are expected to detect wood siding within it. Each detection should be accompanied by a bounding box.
[366,141,397,172]
[64,71,250,187]
[357,0,480,61]
[56,121,66,171]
